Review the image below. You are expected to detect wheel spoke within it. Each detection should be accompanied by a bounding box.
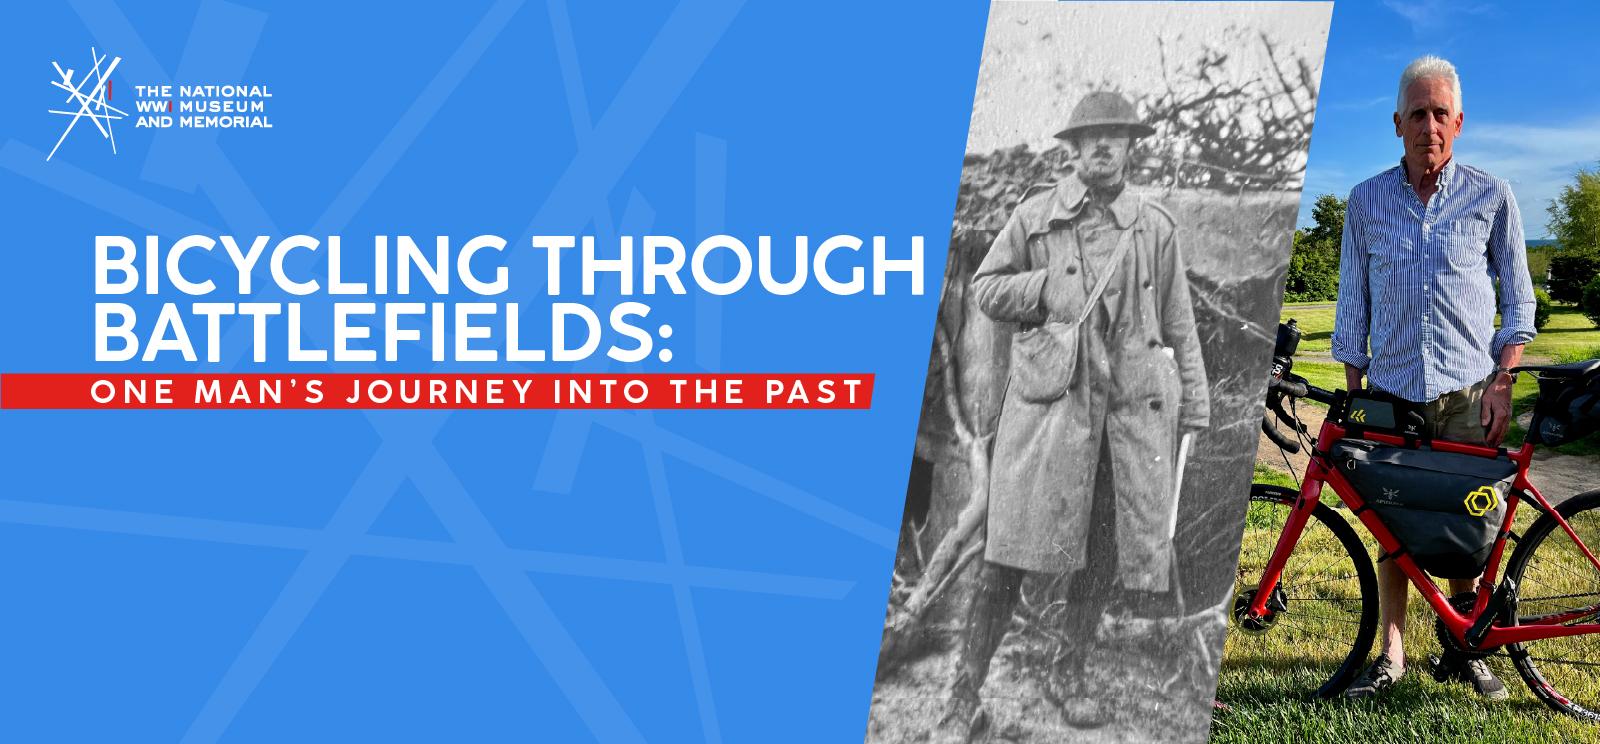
[1505,496,1600,719]
[1225,493,1375,700]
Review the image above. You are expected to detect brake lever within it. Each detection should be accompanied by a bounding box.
[1267,389,1306,433]
[1262,413,1301,454]
[1273,399,1302,431]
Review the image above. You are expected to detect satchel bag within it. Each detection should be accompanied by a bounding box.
[1008,222,1135,403]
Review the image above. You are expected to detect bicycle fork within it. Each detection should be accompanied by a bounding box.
[1244,471,1326,621]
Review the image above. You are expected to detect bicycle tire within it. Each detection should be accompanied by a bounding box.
[1504,488,1600,722]
[1223,483,1379,699]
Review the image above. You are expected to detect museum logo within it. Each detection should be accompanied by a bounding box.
[47,46,274,162]
[47,47,125,161]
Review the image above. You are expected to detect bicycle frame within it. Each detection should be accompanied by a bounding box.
[1245,416,1600,649]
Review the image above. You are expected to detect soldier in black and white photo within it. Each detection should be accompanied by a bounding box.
[867,3,1330,742]
[939,90,1210,737]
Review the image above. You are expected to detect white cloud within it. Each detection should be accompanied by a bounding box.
[1381,0,1494,37]
[1328,95,1392,112]
[1456,118,1600,238]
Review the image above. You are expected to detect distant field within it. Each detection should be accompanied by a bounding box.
[1277,304,1337,354]
[1277,303,1600,364]
[1526,242,1558,288]
[1525,306,1600,363]
[1270,303,1600,455]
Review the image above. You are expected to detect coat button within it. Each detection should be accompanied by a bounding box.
[1150,400,1162,411]
[1065,265,1078,274]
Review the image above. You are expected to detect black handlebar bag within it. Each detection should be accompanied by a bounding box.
[1528,364,1600,447]
[1331,440,1516,579]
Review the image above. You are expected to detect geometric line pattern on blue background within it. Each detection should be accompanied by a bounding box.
[0,0,919,741]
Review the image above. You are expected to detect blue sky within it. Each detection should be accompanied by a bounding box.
[1301,0,1600,238]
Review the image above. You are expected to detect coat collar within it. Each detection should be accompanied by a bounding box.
[1041,175,1138,230]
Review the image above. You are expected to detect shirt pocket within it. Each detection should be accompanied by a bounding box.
[1443,218,1491,272]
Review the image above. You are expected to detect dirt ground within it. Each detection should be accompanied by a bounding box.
[1255,405,1598,502]
[866,618,1218,743]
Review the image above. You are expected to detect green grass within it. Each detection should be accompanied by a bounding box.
[1228,305,1600,740]
[1252,462,1298,490]
[1270,302,1600,454]
[1278,305,1338,354]
[1284,359,1347,393]
[1217,493,1600,743]
[1527,306,1600,363]
[1278,302,1600,365]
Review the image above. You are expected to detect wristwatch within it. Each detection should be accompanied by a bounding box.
[1493,365,1518,383]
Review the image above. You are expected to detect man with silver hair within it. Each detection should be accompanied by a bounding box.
[1331,55,1537,700]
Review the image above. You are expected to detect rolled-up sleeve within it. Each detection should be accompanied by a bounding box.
[1488,184,1536,357]
[971,206,1049,324]
[1330,192,1372,370]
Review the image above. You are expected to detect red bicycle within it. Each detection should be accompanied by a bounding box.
[1226,320,1600,720]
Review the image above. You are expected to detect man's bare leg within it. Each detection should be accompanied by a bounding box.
[1346,559,1411,698]
[1377,559,1409,670]
[1380,565,1476,667]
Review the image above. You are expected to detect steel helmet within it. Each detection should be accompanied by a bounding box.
[1053,91,1155,140]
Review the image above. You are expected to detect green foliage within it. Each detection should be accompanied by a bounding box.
[1282,195,1346,302]
[1547,163,1600,253]
[1283,232,1340,302]
[1550,247,1600,303]
[1304,194,1346,245]
[1526,243,1555,287]
[1583,275,1600,328]
[1547,165,1600,302]
[1533,287,1552,330]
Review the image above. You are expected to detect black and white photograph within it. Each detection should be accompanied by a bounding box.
[866,3,1332,742]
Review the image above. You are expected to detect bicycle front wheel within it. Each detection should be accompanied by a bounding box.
[1505,489,1600,722]
[1223,483,1378,699]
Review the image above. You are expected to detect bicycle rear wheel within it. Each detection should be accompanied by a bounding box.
[1505,489,1600,722]
[1224,484,1378,698]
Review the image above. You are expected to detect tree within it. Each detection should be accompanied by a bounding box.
[1548,164,1600,253]
[1304,194,1346,246]
[1549,248,1600,304]
[1547,164,1600,303]
[1583,276,1600,329]
[1282,194,1345,302]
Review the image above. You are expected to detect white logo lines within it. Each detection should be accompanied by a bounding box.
[47,48,126,161]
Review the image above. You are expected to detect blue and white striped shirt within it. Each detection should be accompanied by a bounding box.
[1330,160,1536,403]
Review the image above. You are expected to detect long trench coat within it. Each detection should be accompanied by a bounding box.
[971,177,1209,590]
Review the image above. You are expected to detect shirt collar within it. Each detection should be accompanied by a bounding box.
[1043,174,1137,229]
[1396,157,1458,198]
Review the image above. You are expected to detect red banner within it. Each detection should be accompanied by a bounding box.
[0,373,873,410]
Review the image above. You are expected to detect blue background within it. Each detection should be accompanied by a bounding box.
[0,1,988,741]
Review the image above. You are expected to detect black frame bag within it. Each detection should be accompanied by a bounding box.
[1332,440,1516,579]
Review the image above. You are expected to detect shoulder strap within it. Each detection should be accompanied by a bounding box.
[1073,196,1141,327]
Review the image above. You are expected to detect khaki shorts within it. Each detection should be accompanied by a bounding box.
[1374,374,1493,446]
